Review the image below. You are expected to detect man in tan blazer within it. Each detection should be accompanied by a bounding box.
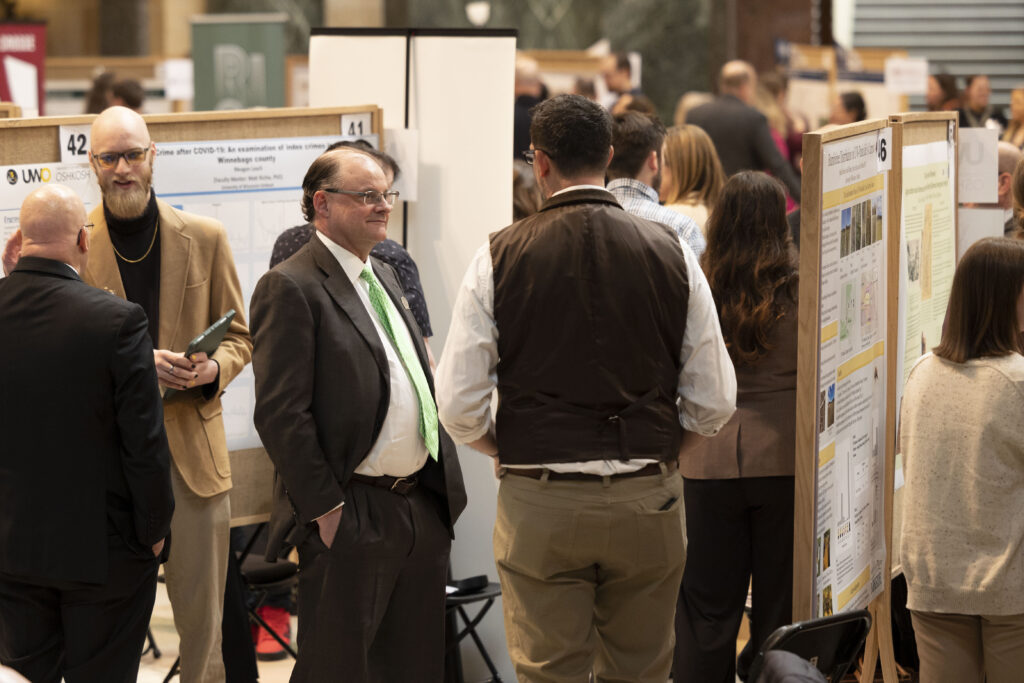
[83,106,252,683]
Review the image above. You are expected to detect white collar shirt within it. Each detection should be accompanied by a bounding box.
[316,230,428,478]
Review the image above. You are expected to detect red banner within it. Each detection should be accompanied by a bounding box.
[0,23,46,116]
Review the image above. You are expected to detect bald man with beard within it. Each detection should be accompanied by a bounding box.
[0,184,174,683]
[82,106,252,683]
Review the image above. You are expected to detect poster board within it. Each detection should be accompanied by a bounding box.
[782,43,909,129]
[0,105,382,522]
[797,117,899,682]
[889,111,958,576]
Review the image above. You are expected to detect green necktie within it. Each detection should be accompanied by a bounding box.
[360,265,439,460]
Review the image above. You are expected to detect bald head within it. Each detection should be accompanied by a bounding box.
[515,53,542,97]
[19,184,88,270]
[998,142,1022,209]
[90,105,149,150]
[720,60,756,103]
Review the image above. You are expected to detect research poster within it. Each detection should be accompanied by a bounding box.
[895,138,957,487]
[154,134,375,449]
[0,132,375,450]
[812,129,890,617]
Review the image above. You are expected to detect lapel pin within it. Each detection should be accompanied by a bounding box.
[400,296,410,310]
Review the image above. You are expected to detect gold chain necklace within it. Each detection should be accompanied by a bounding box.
[111,219,159,264]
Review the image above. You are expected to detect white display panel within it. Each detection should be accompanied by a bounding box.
[309,29,516,681]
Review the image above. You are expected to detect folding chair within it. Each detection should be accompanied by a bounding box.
[237,523,297,660]
[748,609,872,683]
[445,579,504,683]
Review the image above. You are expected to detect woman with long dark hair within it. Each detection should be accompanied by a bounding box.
[900,237,1024,683]
[674,171,799,682]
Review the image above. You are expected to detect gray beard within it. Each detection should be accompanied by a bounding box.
[104,184,150,219]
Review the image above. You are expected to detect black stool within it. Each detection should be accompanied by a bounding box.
[445,582,504,683]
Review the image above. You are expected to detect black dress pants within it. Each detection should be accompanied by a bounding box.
[0,534,159,683]
[674,476,795,683]
[291,481,451,683]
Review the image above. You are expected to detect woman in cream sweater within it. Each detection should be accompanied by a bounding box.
[900,237,1024,683]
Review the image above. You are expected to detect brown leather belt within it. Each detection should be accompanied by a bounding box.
[503,461,675,482]
[349,473,418,495]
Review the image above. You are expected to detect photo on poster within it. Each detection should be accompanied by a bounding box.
[865,199,873,245]
[819,389,827,434]
[817,536,822,576]
[841,206,852,257]
[907,238,921,282]
[853,203,861,252]
[823,585,834,616]
[874,195,883,242]
[827,382,836,427]
[823,529,831,570]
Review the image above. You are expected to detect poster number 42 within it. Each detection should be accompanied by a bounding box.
[59,125,93,164]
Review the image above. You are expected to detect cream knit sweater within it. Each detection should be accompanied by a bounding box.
[900,352,1024,615]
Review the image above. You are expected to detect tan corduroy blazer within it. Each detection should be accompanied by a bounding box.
[83,198,252,497]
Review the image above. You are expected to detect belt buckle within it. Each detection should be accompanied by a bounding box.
[390,476,414,494]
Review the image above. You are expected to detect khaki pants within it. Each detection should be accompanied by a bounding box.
[163,463,230,683]
[911,610,1024,683]
[494,467,685,683]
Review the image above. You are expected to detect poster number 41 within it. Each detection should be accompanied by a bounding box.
[340,113,372,138]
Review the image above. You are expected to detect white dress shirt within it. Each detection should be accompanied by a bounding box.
[435,220,737,475]
[316,231,428,478]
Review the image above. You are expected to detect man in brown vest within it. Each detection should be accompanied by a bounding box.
[436,94,737,683]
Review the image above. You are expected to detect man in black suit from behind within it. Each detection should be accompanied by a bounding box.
[688,60,802,202]
[250,147,466,682]
[0,184,174,683]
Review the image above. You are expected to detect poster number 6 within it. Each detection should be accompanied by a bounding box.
[875,128,893,172]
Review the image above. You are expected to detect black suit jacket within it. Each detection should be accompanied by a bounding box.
[687,94,802,202]
[250,236,466,559]
[0,257,174,584]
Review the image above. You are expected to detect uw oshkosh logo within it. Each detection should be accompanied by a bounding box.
[21,167,51,184]
[5,169,16,185]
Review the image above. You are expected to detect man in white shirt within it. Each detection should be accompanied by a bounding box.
[249,148,466,682]
[436,94,736,683]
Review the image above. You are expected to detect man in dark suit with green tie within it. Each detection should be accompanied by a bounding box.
[249,147,465,682]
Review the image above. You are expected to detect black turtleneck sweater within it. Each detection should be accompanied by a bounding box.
[106,192,161,346]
